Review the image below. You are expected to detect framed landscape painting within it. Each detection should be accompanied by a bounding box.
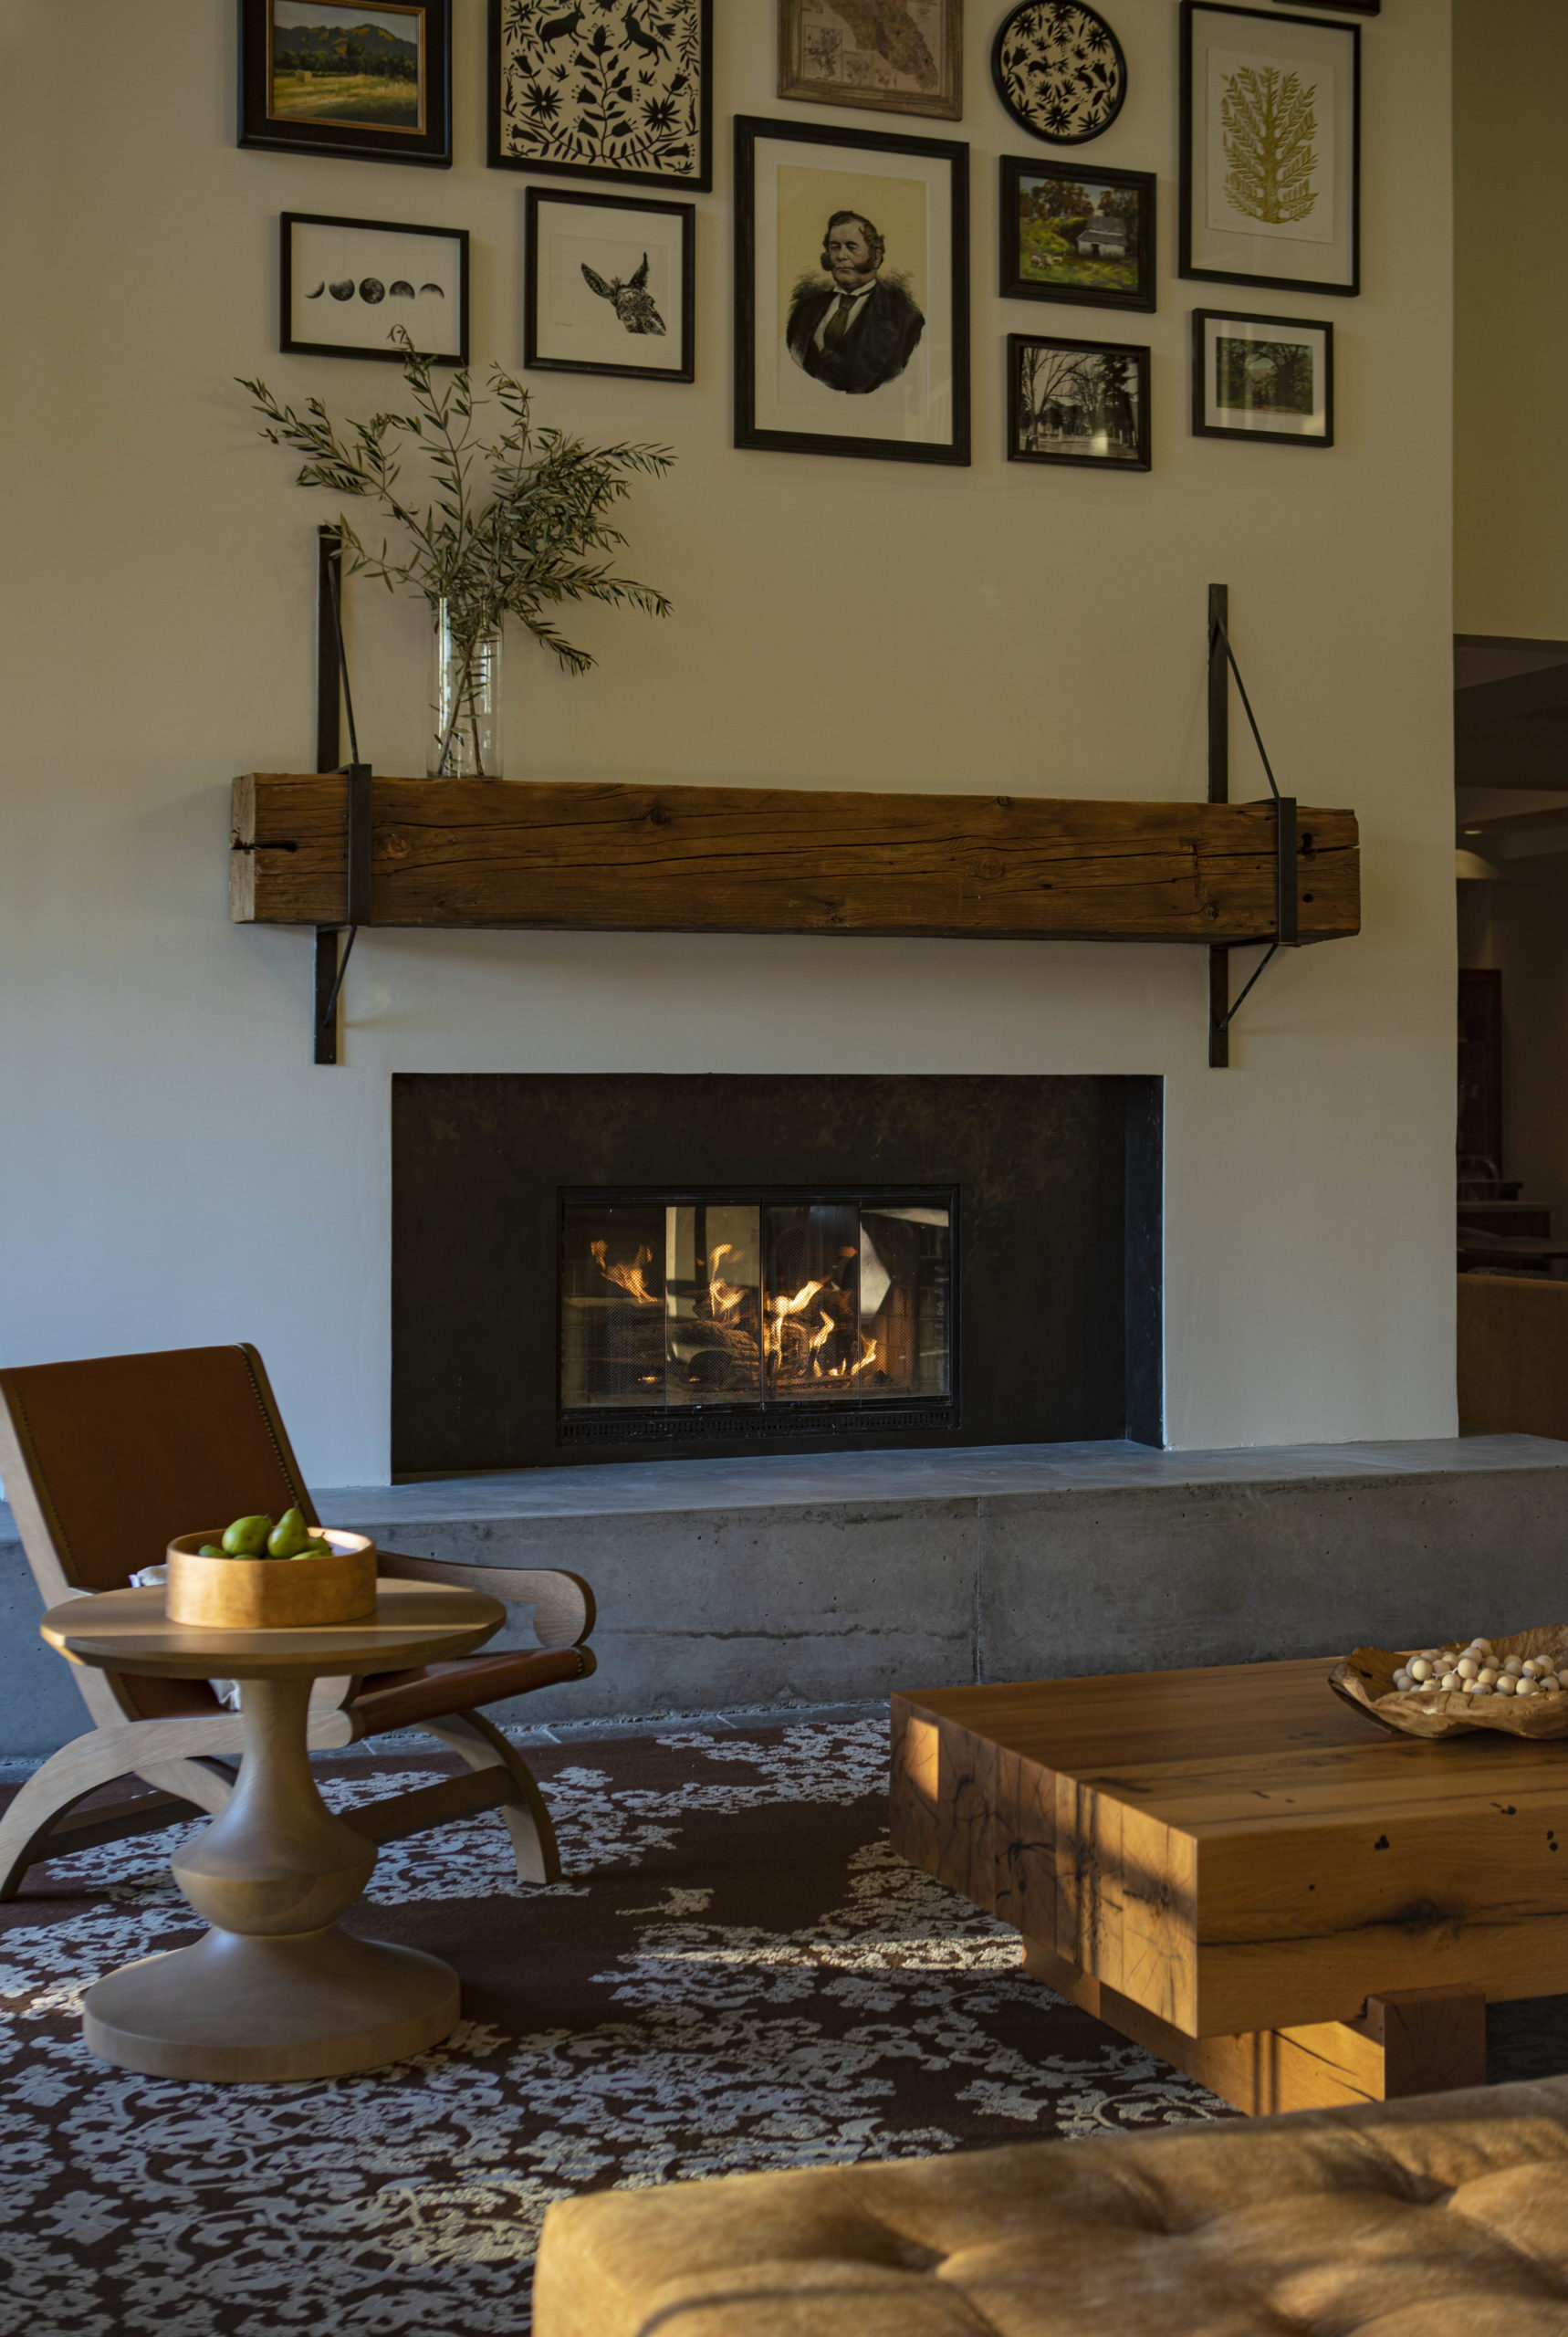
[525,188,695,382]
[733,114,970,467]
[999,156,1155,312]
[281,212,468,362]
[488,0,712,191]
[1180,1,1359,296]
[778,0,963,123]
[239,0,453,167]
[1008,333,1150,470]
[1191,308,1333,445]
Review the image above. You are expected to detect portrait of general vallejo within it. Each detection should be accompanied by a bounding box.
[786,208,925,395]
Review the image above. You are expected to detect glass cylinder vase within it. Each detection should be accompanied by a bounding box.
[429,603,502,780]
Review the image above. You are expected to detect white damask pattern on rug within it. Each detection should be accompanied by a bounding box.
[0,1720,1229,2337]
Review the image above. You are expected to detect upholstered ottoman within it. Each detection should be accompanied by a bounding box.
[534,2073,1568,2335]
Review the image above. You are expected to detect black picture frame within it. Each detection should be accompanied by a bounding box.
[281,211,469,363]
[1275,0,1376,11]
[487,0,713,193]
[1180,1,1360,298]
[999,156,1155,313]
[733,113,970,468]
[1007,333,1151,470]
[1191,307,1334,445]
[524,189,695,383]
[991,3,1128,147]
[239,0,452,168]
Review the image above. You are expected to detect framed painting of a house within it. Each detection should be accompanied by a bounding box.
[999,157,1155,312]
[1180,1,1360,297]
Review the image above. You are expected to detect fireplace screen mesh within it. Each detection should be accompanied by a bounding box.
[560,1192,953,1433]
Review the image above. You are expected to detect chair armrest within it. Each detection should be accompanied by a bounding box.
[376,1552,595,1650]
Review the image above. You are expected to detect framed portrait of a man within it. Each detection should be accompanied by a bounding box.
[734,114,970,466]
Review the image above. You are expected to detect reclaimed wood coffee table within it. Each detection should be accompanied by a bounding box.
[892,1660,1568,2115]
[39,1578,506,2084]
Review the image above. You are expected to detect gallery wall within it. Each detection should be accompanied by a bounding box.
[1453,0,1568,641]
[0,0,1457,1483]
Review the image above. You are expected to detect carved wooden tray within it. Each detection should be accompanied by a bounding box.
[1332,1627,1568,1739]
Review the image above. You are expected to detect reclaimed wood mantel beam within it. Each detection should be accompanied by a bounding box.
[230,773,1359,946]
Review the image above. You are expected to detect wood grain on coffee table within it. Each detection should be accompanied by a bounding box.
[891,1660,1568,2115]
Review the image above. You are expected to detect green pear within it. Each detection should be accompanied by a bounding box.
[291,1538,333,1560]
[267,1506,313,1558]
[198,1544,226,1557]
[222,1514,273,1556]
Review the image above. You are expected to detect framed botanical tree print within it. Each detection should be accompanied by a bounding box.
[488,0,712,191]
[239,0,453,168]
[733,114,970,467]
[525,188,695,382]
[1191,309,1333,445]
[1180,1,1360,297]
[778,0,963,123]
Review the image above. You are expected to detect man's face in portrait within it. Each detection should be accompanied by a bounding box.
[825,219,879,289]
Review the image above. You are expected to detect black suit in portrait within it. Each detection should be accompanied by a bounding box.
[786,277,925,396]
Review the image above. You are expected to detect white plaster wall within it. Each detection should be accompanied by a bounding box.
[0,0,1456,1483]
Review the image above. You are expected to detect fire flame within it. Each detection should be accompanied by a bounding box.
[591,1239,659,1306]
[705,1242,747,1318]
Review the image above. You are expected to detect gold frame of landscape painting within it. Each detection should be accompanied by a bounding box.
[239,0,453,168]
[1179,1,1359,297]
[734,113,970,467]
[1192,308,1333,446]
[779,0,963,123]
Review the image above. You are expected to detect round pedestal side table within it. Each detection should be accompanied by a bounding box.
[39,1579,507,2084]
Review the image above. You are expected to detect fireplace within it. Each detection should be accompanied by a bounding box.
[392,1074,1161,1472]
[559,1188,956,1442]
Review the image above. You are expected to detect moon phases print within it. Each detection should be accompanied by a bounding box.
[281,211,468,362]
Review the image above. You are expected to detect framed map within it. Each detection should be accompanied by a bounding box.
[488,0,712,190]
[779,1,961,122]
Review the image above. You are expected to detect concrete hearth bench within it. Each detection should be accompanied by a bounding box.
[533,2073,1568,2334]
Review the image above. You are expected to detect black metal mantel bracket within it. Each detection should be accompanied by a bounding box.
[1206,582,1299,1069]
[314,526,373,1065]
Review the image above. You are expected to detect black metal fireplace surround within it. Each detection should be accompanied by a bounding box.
[392,1074,1162,1474]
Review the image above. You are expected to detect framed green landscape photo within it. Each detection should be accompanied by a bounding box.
[1191,308,1333,445]
[1180,1,1359,297]
[239,0,453,168]
[999,156,1155,313]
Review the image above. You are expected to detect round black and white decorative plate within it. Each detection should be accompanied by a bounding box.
[992,2,1127,145]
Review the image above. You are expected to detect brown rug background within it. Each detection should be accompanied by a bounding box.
[0,1714,1563,2335]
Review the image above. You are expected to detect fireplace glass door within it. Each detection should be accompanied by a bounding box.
[559,1190,954,1441]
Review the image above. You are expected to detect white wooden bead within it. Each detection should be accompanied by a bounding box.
[1496,1673,1518,1694]
[1478,1667,1499,1687]
[1457,1658,1479,1680]
[1392,1670,1414,1691]
[1515,1676,1539,1697]
[1504,1657,1524,1675]
[1409,1658,1434,1682]
[1439,1672,1462,1692]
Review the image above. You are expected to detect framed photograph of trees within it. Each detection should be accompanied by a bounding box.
[488,0,712,191]
[999,157,1155,312]
[1191,309,1333,445]
[1008,333,1150,470]
[1180,2,1359,297]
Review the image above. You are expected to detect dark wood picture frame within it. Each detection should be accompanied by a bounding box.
[992,2,1128,147]
[280,211,469,364]
[524,188,695,383]
[1191,307,1334,445]
[487,0,713,193]
[999,156,1155,313]
[778,0,963,122]
[1008,332,1151,470]
[1275,0,1377,12]
[239,0,452,168]
[733,113,970,469]
[1180,0,1360,298]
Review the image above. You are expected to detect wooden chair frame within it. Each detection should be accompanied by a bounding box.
[0,1351,596,1902]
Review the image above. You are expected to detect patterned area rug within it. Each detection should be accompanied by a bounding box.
[2,1715,1565,2336]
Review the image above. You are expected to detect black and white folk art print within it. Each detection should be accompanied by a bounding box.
[1008,332,1149,469]
[1191,308,1333,444]
[991,2,1127,146]
[1181,2,1360,296]
[735,115,969,466]
[488,0,712,190]
[281,212,468,362]
[525,188,695,380]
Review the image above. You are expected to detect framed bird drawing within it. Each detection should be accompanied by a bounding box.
[524,188,696,380]
[488,0,713,190]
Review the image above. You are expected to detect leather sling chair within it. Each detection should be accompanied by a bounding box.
[0,1343,596,1902]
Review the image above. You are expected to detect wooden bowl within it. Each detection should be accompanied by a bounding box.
[165,1529,378,1629]
[1331,1625,1568,1739]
